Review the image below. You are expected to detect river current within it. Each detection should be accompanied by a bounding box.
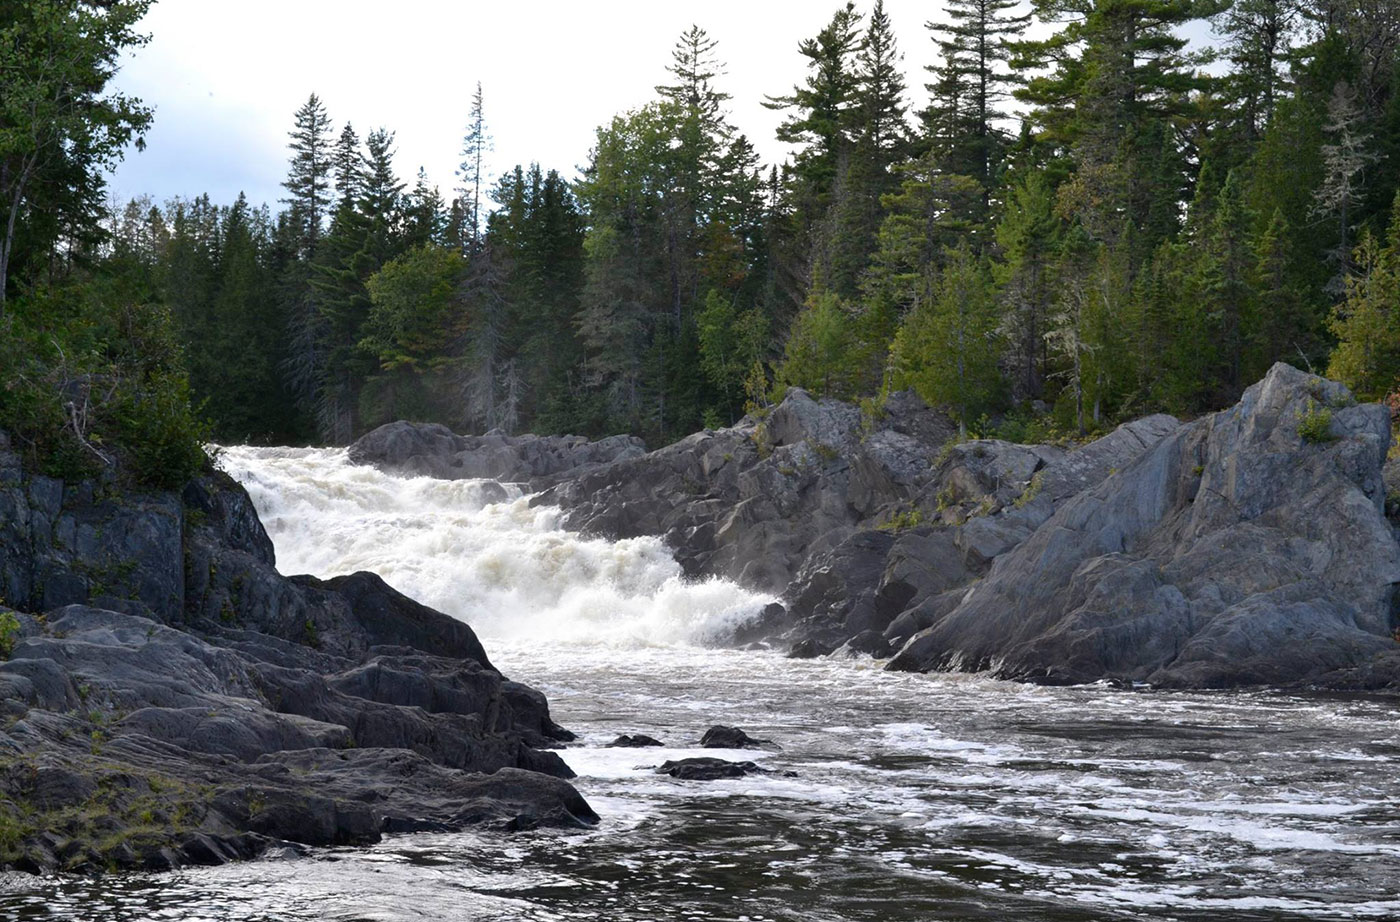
[4,446,1398,921]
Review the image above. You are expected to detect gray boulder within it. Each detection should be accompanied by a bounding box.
[347,421,645,486]
[888,363,1400,687]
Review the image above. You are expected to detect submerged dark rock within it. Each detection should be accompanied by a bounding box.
[606,734,665,748]
[0,444,591,873]
[698,725,777,750]
[654,758,790,781]
[347,421,645,486]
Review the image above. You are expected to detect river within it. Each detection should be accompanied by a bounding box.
[5,446,1397,921]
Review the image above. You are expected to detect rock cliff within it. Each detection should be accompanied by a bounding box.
[0,433,593,873]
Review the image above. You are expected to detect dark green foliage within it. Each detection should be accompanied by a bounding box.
[889,242,1003,430]
[0,284,208,489]
[0,0,154,310]
[55,0,1400,460]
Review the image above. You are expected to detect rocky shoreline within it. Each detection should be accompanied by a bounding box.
[0,436,595,873]
[353,363,1400,691]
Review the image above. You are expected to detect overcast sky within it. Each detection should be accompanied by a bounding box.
[106,0,959,213]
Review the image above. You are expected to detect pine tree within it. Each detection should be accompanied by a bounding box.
[457,83,491,251]
[764,3,864,203]
[656,25,732,121]
[1016,0,1206,256]
[1212,0,1303,140]
[281,93,334,258]
[924,0,1030,211]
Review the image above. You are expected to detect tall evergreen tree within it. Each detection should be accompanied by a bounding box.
[0,0,154,310]
[457,83,491,251]
[281,93,334,258]
[924,0,1030,213]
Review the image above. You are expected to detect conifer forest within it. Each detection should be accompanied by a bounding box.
[5,0,1400,458]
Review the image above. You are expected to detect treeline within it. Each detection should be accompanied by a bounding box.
[10,1,1400,460]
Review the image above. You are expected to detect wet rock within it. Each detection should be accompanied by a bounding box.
[786,638,835,660]
[605,734,665,748]
[655,758,782,781]
[0,445,593,874]
[533,390,956,597]
[833,630,894,659]
[348,421,645,485]
[699,725,777,751]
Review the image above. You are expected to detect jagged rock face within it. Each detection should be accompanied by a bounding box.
[537,389,958,594]
[778,414,1183,655]
[0,440,589,873]
[347,421,646,486]
[888,364,1400,688]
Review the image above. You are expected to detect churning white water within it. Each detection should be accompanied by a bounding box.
[8,445,1400,922]
[216,445,773,648]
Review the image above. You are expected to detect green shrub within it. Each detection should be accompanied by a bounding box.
[0,612,20,659]
[0,288,209,490]
[878,506,924,532]
[1297,400,1337,445]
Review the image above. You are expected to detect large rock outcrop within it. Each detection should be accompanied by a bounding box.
[347,422,645,486]
[537,389,962,593]
[345,365,1400,690]
[0,436,592,873]
[888,364,1400,687]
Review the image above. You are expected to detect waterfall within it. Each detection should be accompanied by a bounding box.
[217,445,773,647]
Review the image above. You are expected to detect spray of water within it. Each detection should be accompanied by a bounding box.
[217,446,773,648]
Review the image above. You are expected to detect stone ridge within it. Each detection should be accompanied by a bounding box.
[888,363,1400,688]
[350,365,1400,690]
[0,445,593,873]
[348,421,645,486]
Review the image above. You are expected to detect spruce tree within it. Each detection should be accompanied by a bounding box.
[281,93,334,258]
[1327,193,1400,397]
[924,0,1030,212]
[820,0,909,299]
[889,242,1002,434]
[457,83,491,251]
[332,121,365,205]
[995,172,1059,399]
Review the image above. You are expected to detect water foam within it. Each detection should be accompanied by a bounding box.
[218,446,773,648]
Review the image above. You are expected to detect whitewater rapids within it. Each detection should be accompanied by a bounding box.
[216,445,774,648]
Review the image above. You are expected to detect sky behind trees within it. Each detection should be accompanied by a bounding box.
[106,0,951,207]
